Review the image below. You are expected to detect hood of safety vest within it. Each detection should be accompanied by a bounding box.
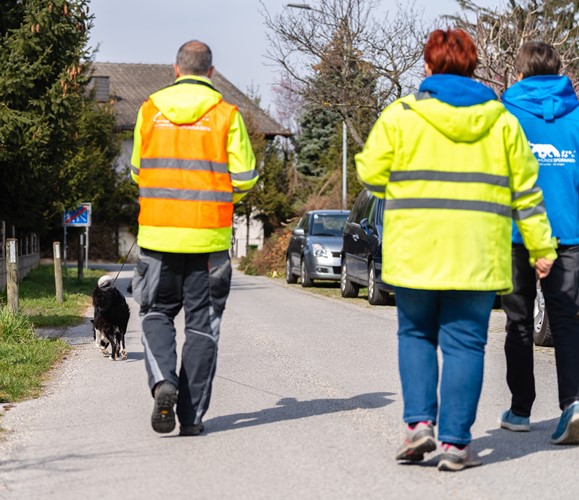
[409,74,502,143]
[501,75,579,121]
[149,76,222,124]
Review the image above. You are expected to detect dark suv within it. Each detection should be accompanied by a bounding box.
[341,189,392,305]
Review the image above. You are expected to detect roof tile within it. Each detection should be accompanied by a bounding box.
[90,62,290,138]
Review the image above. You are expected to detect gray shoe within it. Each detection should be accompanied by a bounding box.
[151,381,177,434]
[438,444,482,472]
[395,422,437,462]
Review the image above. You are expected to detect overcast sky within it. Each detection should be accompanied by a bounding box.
[88,0,501,111]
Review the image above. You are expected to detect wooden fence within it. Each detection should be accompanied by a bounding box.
[0,221,40,293]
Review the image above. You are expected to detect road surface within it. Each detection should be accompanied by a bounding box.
[0,266,576,499]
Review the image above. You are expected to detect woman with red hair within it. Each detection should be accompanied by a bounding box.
[356,29,557,471]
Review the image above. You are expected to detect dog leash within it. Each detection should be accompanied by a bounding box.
[111,240,136,287]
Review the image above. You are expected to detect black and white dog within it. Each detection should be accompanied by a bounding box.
[92,275,130,360]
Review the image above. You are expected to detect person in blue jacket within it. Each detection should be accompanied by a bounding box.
[499,41,579,444]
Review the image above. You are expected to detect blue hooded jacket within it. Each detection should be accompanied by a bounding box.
[502,75,579,245]
[419,74,497,107]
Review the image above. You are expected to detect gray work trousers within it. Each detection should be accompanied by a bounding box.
[133,248,232,427]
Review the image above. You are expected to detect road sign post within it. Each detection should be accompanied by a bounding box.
[63,203,92,270]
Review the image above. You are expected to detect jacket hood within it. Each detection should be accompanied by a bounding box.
[501,75,579,121]
[149,76,222,124]
[409,75,503,143]
[419,74,497,107]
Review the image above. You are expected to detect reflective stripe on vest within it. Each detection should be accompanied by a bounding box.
[138,99,236,229]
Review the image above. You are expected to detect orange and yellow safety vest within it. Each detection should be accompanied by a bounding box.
[131,76,258,253]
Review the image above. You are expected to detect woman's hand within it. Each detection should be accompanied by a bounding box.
[535,257,554,279]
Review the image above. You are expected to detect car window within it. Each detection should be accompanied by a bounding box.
[368,196,383,227]
[362,195,374,220]
[348,190,371,223]
[375,198,385,227]
[310,213,349,236]
[298,215,308,232]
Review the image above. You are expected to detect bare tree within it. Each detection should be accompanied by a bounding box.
[262,0,429,147]
[448,0,579,95]
[272,74,303,139]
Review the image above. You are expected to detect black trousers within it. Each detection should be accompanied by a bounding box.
[502,244,579,416]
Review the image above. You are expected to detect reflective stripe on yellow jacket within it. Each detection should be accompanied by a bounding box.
[355,93,557,293]
[131,76,258,253]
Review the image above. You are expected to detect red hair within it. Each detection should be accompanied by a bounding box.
[424,29,478,77]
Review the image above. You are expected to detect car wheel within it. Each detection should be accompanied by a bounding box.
[340,259,359,298]
[285,256,298,284]
[368,264,388,306]
[533,282,553,347]
[301,259,313,287]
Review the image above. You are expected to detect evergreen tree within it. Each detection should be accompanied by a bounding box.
[0,0,120,238]
[296,106,341,177]
[254,138,296,238]
[291,30,380,208]
[234,92,296,249]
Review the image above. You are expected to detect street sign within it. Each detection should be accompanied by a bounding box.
[63,203,92,227]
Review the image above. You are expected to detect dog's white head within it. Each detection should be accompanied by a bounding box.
[98,275,113,289]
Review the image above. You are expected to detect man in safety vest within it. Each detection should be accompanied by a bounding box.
[130,40,258,436]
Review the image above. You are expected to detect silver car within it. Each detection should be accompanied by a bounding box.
[285,210,350,287]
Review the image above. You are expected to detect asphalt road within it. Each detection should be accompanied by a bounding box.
[0,266,577,499]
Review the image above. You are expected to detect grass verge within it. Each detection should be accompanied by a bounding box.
[0,265,101,403]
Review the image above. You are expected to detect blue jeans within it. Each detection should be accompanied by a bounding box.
[394,287,496,446]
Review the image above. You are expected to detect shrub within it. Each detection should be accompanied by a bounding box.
[237,245,258,274]
[240,228,292,277]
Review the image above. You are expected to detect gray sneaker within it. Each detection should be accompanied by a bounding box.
[395,421,437,462]
[438,444,482,472]
[151,381,178,434]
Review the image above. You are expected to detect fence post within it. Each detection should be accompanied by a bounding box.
[53,241,64,303]
[1,220,5,260]
[6,238,18,313]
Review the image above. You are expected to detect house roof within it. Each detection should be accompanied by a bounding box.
[90,62,291,138]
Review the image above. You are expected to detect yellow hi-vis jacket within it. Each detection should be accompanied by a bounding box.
[131,76,258,253]
[355,92,557,293]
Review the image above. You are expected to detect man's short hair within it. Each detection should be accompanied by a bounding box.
[515,41,561,78]
[176,40,213,76]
